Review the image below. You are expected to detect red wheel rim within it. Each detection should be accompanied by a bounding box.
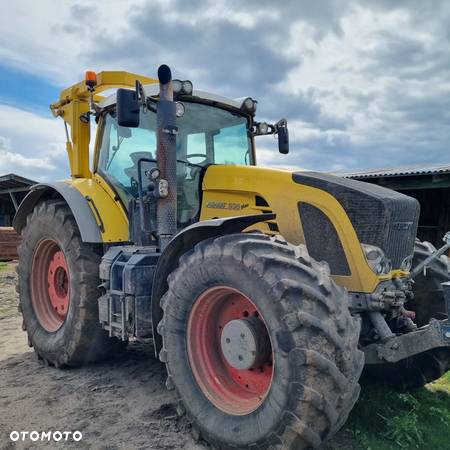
[31,239,70,332]
[187,286,274,415]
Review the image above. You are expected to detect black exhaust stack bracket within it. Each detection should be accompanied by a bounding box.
[155,64,178,251]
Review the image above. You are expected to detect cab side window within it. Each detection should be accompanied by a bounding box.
[98,113,157,196]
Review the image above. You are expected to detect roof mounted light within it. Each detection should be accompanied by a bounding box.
[181,80,193,95]
[173,79,193,96]
[240,97,257,114]
[172,79,182,93]
[85,71,97,90]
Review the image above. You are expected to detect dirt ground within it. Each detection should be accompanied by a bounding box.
[0,263,357,450]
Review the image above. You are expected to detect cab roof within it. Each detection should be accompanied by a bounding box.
[98,83,246,112]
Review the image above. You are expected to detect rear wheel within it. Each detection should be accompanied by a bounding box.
[158,233,364,449]
[30,239,70,332]
[18,200,123,367]
[409,240,450,326]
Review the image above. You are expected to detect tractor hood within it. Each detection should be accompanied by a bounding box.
[200,165,420,292]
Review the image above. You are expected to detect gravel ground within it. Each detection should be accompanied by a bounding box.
[0,263,358,450]
[0,264,205,450]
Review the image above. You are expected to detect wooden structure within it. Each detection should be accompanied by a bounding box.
[0,174,35,260]
[0,227,20,261]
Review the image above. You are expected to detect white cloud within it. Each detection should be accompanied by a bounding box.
[0,148,55,171]
[1,0,450,176]
[0,104,68,180]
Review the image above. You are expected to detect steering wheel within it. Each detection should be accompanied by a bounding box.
[186,153,208,165]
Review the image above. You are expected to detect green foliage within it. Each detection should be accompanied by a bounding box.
[345,373,450,450]
[381,394,423,449]
[429,371,450,394]
[0,262,8,270]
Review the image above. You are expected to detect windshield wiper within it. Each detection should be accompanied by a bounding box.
[176,159,204,168]
[107,136,125,169]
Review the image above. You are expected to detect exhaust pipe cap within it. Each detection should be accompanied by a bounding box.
[158,64,172,85]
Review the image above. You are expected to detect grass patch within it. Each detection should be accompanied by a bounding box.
[0,262,8,270]
[346,374,450,449]
[429,371,450,395]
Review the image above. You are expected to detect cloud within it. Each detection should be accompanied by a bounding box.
[0,147,55,173]
[0,104,68,180]
[0,0,450,179]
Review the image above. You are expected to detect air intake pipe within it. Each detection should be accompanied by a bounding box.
[156,65,178,251]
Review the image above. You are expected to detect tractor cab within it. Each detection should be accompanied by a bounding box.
[95,87,257,228]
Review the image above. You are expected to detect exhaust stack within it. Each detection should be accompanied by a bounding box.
[156,64,178,251]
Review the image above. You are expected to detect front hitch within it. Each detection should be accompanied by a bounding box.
[363,271,450,366]
[363,317,450,365]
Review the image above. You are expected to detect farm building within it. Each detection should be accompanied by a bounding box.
[0,173,36,260]
[344,163,450,250]
[0,173,36,226]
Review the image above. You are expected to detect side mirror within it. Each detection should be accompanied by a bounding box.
[277,120,289,154]
[117,88,140,128]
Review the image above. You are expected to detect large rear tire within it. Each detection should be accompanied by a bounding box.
[18,200,123,367]
[158,233,364,449]
[409,239,450,327]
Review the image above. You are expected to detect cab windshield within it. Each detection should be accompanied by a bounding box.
[97,101,253,227]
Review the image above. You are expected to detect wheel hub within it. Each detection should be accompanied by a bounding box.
[47,250,70,317]
[187,285,274,415]
[221,317,271,370]
[31,240,70,332]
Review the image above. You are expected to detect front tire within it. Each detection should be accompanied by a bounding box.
[18,200,122,367]
[158,233,364,449]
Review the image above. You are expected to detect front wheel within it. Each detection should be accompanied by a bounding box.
[158,233,364,449]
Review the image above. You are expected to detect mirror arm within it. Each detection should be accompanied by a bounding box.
[145,97,157,113]
[274,118,287,131]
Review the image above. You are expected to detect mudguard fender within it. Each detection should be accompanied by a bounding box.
[151,213,275,357]
[13,182,102,243]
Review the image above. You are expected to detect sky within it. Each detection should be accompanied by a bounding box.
[0,0,450,181]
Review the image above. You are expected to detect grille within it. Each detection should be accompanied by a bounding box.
[299,202,350,275]
[293,172,420,269]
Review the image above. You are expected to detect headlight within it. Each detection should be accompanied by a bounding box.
[175,101,185,117]
[361,244,392,275]
[401,255,413,271]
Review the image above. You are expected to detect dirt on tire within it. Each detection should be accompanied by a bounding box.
[159,233,364,449]
[0,263,359,449]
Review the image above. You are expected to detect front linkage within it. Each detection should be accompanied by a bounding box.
[362,232,450,367]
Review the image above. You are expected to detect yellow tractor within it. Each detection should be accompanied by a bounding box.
[14,65,450,449]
